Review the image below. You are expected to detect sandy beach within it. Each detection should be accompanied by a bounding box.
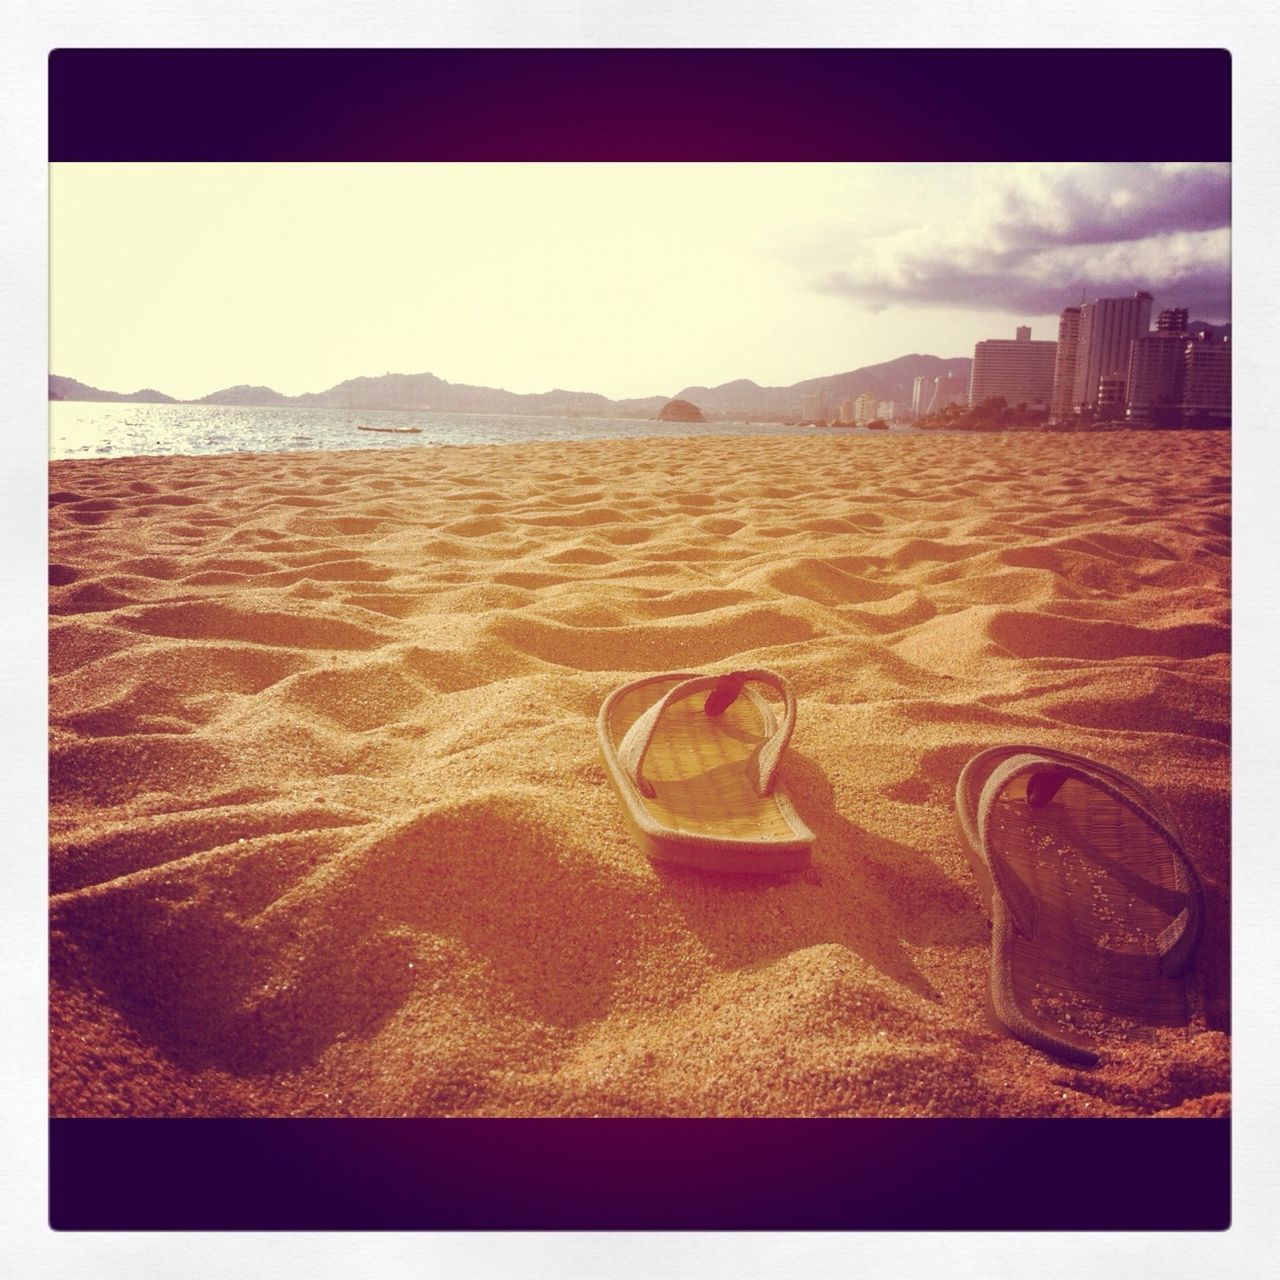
[49,431,1230,1117]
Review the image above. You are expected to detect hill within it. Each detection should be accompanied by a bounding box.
[48,375,175,403]
[674,354,972,416]
[199,384,293,406]
[50,352,974,420]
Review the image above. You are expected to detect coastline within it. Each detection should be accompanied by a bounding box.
[49,431,1231,1117]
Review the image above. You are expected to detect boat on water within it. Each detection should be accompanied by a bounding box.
[357,425,422,434]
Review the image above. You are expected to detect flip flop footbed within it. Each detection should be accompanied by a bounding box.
[599,673,812,871]
[995,776,1199,1029]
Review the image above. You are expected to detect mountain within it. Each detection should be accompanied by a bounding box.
[291,371,448,410]
[1188,320,1231,342]
[48,375,175,403]
[289,371,669,418]
[200,384,292,406]
[673,354,973,416]
[49,352,973,420]
[789,353,974,407]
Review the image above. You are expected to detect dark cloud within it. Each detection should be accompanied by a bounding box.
[981,163,1230,249]
[817,259,1232,319]
[813,164,1231,318]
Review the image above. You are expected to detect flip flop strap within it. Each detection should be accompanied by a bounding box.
[976,752,1203,972]
[958,743,1184,852]
[617,668,797,799]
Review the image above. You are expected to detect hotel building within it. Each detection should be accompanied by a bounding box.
[1125,309,1191,423]
[1071,291,1153,412]
[1123,310,1230,426]
[853,391,878,425]
[1181,337,1231,423]
[968,325,1057,411]
[1051,306,1081,420]
[911,376,927,416]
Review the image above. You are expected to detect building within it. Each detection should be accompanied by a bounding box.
[1123,310,1231,426]
[801,392,829,423]
[1181,336,1231,424]
[1051,305,1081,420]
[1125,310,1191,424]
[968,326,1057,411]
[852,392,878,425]
[1125,334,1186,423]
[911,376,927,416]
[1096,377,1127,419]
[1071,292,1153,412]
[877,401,901,422]
[838,397,854,424]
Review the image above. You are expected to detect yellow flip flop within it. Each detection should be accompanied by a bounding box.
[597,668,814,873]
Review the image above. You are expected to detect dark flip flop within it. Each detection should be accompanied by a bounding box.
[956,745,1205,1066]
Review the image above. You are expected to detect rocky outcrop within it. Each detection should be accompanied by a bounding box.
[657,398,706,423]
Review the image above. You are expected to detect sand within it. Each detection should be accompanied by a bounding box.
[48,431,1231,1117]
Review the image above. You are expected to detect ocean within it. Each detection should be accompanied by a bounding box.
[49,401,913,461]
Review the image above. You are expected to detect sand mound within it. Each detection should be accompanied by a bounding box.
[49,432,1230,1116]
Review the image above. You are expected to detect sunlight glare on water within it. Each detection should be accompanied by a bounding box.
[48,402,915,460]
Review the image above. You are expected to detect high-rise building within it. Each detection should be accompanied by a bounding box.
[1051,306,1081,419]
[1181,336,1231,423]
[1125,309,1192,424]
[1096,377,1127,419]
[838,397,854,424]
[853,391,878,425]
[911,376,927,416]
[1125,312,1231,426]
[1072,292,1153,412]
[1125,332,1187,423]
[968,326,1057,411]
[1157,307,1190,335]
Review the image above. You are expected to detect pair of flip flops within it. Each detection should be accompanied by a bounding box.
[598,667,1206,1065]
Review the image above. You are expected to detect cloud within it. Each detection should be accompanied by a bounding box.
[812,164,1231,318]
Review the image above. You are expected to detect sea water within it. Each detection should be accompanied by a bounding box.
[49,401,914,461]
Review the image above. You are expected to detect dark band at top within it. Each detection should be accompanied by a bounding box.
[48,48,1231,162]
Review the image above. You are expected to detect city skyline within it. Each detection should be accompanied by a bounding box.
[49,294,1230,425]
[50,162,1230,403]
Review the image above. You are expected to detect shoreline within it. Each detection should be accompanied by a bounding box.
[49,422,1231,468]
[49,432,1231,1117]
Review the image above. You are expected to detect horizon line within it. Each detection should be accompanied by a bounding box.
[48,350,982,405]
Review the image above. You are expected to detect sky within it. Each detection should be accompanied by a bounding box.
[49,162,1231,402]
